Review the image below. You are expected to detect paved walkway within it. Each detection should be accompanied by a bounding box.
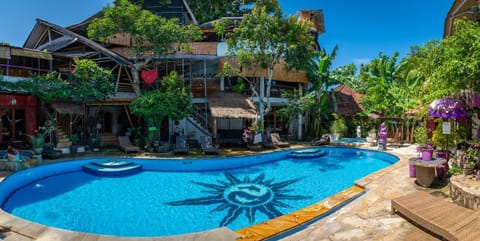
[0,144,446,241]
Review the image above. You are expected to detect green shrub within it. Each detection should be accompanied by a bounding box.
[432,120,457,150]
[331,114,347,136]
[414,126,429,145]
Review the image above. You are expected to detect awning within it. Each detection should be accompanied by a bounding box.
[208,91,257,119]
[51,102,85,115]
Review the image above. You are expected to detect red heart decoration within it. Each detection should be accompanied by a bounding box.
[141,69,158,85]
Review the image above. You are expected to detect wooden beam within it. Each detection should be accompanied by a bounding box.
[123,105,134,129]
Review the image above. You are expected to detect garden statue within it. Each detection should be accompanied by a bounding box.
[378,122,387,151]
[356,126,361,138]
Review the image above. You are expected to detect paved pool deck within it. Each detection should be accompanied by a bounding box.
[0,144,444,241]
[278,144,445,241]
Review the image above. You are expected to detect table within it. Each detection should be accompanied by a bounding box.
[409,158,447,187]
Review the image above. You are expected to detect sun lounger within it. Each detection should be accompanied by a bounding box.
[391,191,480,241]
[270,133,290,147]
[173,136,189,154]
[201,136,219,155]
[261,133,275,148]
[118,136,140,153]
[311,134,330,146]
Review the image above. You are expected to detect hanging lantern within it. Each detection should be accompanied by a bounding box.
[141,69,158,85]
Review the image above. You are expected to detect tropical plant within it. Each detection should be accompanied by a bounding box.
[29,120,55,149]
[277,89,312,138]
[0,58,114,102]
[130,71,191,146]
[223,0,316,131]
[70,134,79,145]
[360,52,403,117]
[330,113,347,136]
[413,125,429,147]
[87,0,203,95]
[431,120,458,150]
[408,18,480,109]
[448,162,461,176]
[187,0,256,23]
[305,46,339,138]
[29,133,45,148]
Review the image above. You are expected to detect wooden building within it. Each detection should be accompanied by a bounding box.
[445,0,480,37]
[19,1,325,147]
[0,45,52,148]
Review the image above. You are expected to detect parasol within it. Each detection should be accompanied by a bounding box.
[428,97,469,162]
[428,97,469,120]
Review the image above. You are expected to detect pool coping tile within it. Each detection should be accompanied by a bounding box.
[235,185,365,241]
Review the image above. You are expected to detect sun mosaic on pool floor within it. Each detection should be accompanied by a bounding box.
[165,172,311,227]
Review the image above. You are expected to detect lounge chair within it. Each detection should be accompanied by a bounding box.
[173,136,189,154]
[311,134,330,146]
[118,136,140,153]
[261,133,275,148]
[201,136,219,155]
[391,191,480,241]
[270,133,290,148]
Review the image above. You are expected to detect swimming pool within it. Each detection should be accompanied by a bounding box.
[0,147,398,238]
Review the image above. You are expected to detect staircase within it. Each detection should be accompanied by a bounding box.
[188,104,212,137]
[55,127,72,148]
[100,133,118,147]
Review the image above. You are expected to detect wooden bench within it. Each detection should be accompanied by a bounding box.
[391,191,480,241]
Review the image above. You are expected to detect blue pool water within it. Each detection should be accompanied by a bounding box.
[337,138,368,144]
[0,147,398,237]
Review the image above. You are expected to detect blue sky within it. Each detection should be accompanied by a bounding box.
[0,0,453,68]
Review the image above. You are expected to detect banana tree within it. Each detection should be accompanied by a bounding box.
[305,46,340,138]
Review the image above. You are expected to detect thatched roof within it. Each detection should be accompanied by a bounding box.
[331,84,363,116]
[50,102,85,115]
[208,91,257,119]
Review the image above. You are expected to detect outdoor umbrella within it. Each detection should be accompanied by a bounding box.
[428,97,469,120]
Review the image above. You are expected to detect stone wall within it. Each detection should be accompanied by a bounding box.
[450,175,480,210]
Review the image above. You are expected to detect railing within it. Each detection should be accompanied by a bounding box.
[188,104,212,136]
[0,64,50,78]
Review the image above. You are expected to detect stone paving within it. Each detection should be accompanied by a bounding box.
[0,144,448,241]
[279,144,445,241]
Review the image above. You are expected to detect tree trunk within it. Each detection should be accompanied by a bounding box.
[130,65,141,96]
[130,58,154,96]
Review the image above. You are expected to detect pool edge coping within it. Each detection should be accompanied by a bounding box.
[0,147,403,241]
[234,185,366,241]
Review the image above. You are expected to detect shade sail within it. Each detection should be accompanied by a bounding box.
[428,97,469,119]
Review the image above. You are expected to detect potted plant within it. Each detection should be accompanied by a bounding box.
[414,126,433,161]
[330,114,347,142]
[242,123,262,151]
[70,134,79,154]
[30,133,45,154]
[432,120,457,160]
[463,160,476,175]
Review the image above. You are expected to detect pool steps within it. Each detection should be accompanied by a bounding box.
[82,160,142,176]
[287,149,327,159]
[235,185,365,241]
